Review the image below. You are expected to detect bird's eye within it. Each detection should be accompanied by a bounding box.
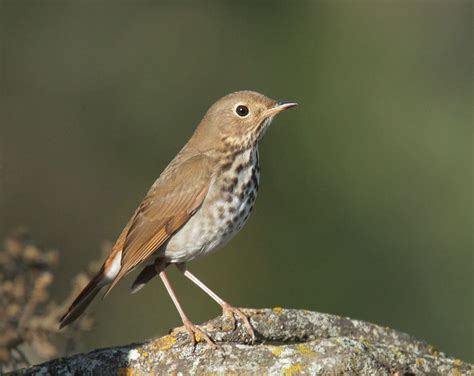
[235,105,249,117]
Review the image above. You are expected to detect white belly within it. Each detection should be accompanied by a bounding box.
[162,147,260,263]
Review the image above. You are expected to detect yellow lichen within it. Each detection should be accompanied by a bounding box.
[270,346,284,356]
[296,344,313,354]
[428,345,440,357]
[283,363,302,376]
[117,368,134,376]
[194,332,204,343]
[452,369,462,376]
[272,307,284,315]
[453,359,463,366]
[153,335,177,351]
[415,358,425,366]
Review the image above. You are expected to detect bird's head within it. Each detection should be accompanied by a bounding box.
[192,91,297,152]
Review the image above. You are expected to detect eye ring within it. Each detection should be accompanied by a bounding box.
[235,105,249,117]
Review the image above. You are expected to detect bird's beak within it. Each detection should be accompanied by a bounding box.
[263,101,298,118]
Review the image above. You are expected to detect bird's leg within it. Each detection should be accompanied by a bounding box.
[175,263,256,342]
[157,264,217,349]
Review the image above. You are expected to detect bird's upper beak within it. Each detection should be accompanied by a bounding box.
[263,101,298,118]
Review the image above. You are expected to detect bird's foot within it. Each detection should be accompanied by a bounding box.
[222,304,256,342]
[182,318,220,350]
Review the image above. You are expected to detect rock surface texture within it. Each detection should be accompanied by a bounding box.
[14,308,472,375]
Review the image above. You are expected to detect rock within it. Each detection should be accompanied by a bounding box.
[14,308,472,375]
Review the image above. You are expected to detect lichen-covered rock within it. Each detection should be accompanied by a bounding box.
[13,308,472,375]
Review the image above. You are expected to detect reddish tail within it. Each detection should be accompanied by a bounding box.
[60,249,123,328]
[59,271,105,329]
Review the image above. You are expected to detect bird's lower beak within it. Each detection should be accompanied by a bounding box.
[264,101,298,118]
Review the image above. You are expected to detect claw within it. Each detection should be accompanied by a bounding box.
[183,319,220,350]
[222,304,256,342]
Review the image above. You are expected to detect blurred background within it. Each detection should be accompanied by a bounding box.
[1,0,472,363]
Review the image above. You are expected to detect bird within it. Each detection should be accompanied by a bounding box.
[59,90,297,347]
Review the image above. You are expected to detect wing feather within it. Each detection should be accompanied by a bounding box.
[104,153,213,294]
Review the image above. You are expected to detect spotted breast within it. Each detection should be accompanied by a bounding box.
[162,146,260,263]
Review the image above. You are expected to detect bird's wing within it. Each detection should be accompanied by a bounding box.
[104,153,213,294]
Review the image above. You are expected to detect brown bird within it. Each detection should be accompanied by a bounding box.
[59,90,297,346]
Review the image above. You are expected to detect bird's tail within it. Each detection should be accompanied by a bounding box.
[59,249,123,328]
[59,270,105,329]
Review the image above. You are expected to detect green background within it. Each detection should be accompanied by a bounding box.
[1,0,472,362]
